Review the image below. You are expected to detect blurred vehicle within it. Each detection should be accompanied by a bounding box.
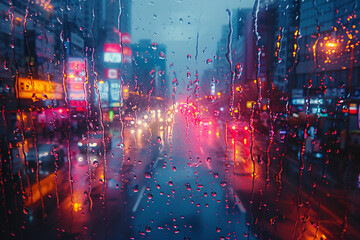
[122,113,136,128]
[76,152,103,168]
[199,119,214,135]
[227,120,250,145]
[26,143,66,175]
[77,131,111,154]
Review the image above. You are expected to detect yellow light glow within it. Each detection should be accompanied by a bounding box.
[123,88,129,93]
[74,202,81,212]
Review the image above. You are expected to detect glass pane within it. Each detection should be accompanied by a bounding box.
[0,0,359,239]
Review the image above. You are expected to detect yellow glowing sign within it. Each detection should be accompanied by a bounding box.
[18,78,64,100]
[246,101,255,109]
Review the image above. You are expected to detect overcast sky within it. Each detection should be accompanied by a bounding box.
[130,0,255,94]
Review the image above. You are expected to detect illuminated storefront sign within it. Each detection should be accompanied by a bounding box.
[17,78,63,100]
[104,69,119,79]
[109,80,121,107]
[291,98,324,105]
[349,103,357,115]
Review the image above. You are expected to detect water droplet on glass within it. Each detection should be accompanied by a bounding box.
[157,136,161,143]
[206,59,213,64]
[145,172,152,178]
[93,160,99,167]
[152,42,158,50]
[187,54,191,60]
[220,181,227,187]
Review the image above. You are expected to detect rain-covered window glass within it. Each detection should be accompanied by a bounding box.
[1,0,360,239]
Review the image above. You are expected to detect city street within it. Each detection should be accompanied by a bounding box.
[3,112,357,240]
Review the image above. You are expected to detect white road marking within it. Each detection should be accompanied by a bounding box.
[200,147,204,154]
[152,157,163,169]
[229,187,246,213]
[132,186,146,212]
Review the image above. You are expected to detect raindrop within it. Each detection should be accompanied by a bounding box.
[207,157,211,162]
[150,69,156,78]
[211,192,217,197]
[145,172,152,178]
[185,183,191,191]
[172,166,176,171]
[157,136,161,143]
[206,59,213,64]
[152,42,158,49]
[220,181,227,187]
[168,180,173,186]
[213,173,219,178]
[133,185,139,192]
[159,51,166,59]
[187,54,191,60]
[93,161,99,167]
[216,227,221,233]
[145,225,151,232]
[148,193,153,200]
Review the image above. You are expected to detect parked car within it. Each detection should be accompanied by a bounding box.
[25,143,66,175]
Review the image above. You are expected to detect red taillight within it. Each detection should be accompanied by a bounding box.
[243,138,247,145]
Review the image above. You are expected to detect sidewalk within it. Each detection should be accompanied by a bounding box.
[228,148,360,239]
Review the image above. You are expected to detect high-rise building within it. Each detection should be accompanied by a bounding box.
[131,39,167,100]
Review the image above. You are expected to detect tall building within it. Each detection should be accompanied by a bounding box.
[131,39,167,100]
[291,0,360,126]
[272,0,300,92]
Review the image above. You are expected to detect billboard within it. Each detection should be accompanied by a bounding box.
[109,80,121,107]
[104,43,122,63]
[17,78,63,100]
[95,81,109,108]
[66,58,86,107]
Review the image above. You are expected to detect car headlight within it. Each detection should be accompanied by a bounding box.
[137,120,142,125]
[89,143,97,147]
[39,152,49,158]
[78,142,83,147]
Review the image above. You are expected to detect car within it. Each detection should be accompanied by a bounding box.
[227,120,250,145]
[25,143,66,176]
[76,152,103,169]
[77,131,111,154]
[199,119,214,135]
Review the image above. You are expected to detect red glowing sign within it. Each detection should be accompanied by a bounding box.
[104,69,119,79]
[104,43,122,53]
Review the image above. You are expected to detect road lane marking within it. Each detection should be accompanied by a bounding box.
[229,187,246,213]
[132,186,146,212]
[152,157,163,169]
